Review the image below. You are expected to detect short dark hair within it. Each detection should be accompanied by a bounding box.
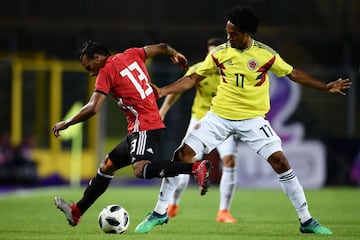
[207,38,223,47]
[79,40,111,61]
[225,6,259,34]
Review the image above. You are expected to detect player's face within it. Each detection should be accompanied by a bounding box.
[226,21,251,50]
[81,54,104,77]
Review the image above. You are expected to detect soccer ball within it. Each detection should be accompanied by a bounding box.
[98,204,130,234]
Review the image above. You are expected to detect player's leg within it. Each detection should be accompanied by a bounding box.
[135,112,227,234]
[133,176,180,233]
[132,129,210,232]
[216,136,237,223]
[134,143,200,234]
[135,156,207,234]
[130,130,208,180]
[168,117,202,217]
[167,174,190,217]
[265,150,332,234]
[143,141,200,220]
[247,118,332,234]
[55,137,131,226]
[135,143,212,234]
[139,136,210,218]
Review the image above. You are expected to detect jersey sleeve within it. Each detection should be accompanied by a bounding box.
[123,47,146,62]
[195,53,218,77]
[95,70,112,94]
[184,62,203,76]
[270,54,293,77]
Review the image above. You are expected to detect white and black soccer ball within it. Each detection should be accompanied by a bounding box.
[98,204,130,234]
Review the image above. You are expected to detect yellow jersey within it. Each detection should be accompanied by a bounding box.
[184,62,220,121]
[196,40,293,120]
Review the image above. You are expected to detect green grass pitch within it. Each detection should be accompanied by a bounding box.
[0,185,359,240]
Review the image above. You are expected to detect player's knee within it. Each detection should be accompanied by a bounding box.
[174,144,196,163]
[222,155,236,168]
[132,160,150,179]
[133,169,143,178]
[99,156,118,175]
[133,166,144,179]
[267,151,290,173]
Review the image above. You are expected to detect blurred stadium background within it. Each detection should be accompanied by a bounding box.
[0,0,359,188]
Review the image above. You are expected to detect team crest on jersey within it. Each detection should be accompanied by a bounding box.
[194,123,201,130]
[247,59,258,70]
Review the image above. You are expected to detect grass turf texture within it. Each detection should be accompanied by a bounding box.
[0,186,359,240]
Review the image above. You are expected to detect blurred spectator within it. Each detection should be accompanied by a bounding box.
[0,133,39,185]
[11,134,39,185]
[13,134,36,164]
[0,131,14,165]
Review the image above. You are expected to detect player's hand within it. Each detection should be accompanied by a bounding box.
[326,78,352,95]
[52,121,69,137]
[170,52,188,71]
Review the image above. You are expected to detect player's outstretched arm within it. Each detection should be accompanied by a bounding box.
[156,72,204,99]
[52,92,106,137]
[144,43,188,71]
[288,68,351,95]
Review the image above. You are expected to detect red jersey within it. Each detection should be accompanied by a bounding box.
[95,47,165,133]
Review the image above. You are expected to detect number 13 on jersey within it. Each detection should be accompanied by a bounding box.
[120,61,153,99]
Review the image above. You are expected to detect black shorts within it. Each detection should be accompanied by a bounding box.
[108,128,164,169]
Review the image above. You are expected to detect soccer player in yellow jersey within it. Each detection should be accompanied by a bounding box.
[135,5,351,234]
[159,38,238,223]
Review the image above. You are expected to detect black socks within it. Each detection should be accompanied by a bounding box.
[77,170,113,214]
[142,161,193,179]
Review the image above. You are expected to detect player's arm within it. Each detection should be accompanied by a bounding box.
[159,93,183,120]
[144,43,188,71]
[154,72,204,99]
[52,91,106,137]
[287,68,351,95]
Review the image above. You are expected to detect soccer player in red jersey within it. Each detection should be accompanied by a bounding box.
[52,40,211,227]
